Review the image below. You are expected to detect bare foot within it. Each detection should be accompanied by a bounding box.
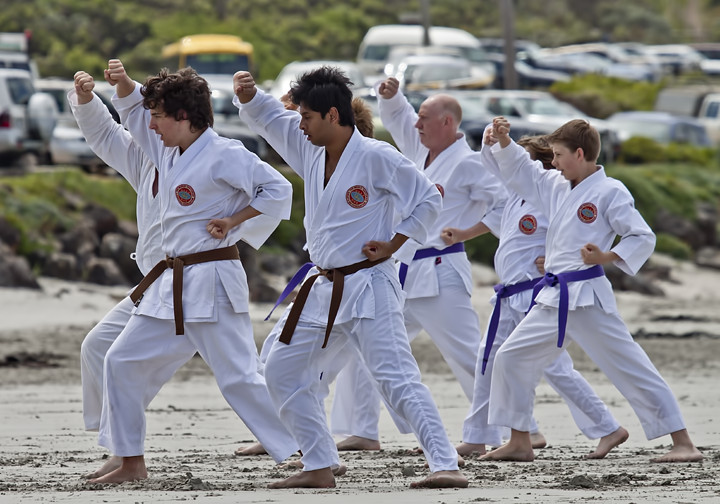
[234,442,267,456]
[409,470,468,489]
[456,442,486,457]
[268,467,336,489]
[84,455,122,479]
[281,459,347,476]
[480,432,534,462]
[88,456,147,484]
[336,435,381,451]
[530,432,547,449]
[650,445,704,463]
[586,426,629,459]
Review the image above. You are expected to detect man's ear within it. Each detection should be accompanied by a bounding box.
[329,107,338,123]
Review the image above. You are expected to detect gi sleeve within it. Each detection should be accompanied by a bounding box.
[234,90,311,179]
[606,183,656,275]
[68,90,148,192]
[111,82,164,169]
[377,90,424,157]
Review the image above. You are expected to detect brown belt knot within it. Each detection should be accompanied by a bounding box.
[278,257,389,348]
[130,245,240,335]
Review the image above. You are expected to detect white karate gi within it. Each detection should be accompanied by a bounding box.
[96,83,298,461]
[69,90,163,431]
[488,141,686,440]
[462,144,619,447]
[237,89,459,473]
[329,90,506,439]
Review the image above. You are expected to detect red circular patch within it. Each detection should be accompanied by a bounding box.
[346,185,369,208]
[175,184,196,206]
[518,214,538,235]
[577,202,598,223]
[435,183,445,198]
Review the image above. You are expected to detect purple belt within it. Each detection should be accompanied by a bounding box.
[398,242,465,287]
[264,262,315,321]
[481,276,542,375]
[529,264,605,349]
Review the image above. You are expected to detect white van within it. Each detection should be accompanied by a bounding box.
[356,24,490,80]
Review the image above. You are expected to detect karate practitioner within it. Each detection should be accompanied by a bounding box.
[447,132,627,459]
[87,60,300,484]
[70,70,164,479]
[234,66,468,489]
[327,76,506,451]
[484,116,703,463]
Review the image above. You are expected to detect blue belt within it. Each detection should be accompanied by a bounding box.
[480,276,542,375]
[264,262,315,321]
[398,242,465,287]
[529,264,605,349]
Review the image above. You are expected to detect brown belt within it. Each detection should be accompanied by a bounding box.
[130,245,240,335]
[278,257,389,348]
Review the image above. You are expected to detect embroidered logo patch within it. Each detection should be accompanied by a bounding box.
[435,183,445,198]
[346,185,369,208]
[175,184,196,206]
[518,214,538,235]
[577,202,598,223]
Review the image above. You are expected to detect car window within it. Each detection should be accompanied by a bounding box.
[7,76,34,105]
[703,101,720,119]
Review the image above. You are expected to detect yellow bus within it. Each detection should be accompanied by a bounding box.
[161,34,254,75]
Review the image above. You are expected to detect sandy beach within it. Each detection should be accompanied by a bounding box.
[1,255,719,503]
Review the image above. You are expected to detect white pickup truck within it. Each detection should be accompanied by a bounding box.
[654,86,720,145]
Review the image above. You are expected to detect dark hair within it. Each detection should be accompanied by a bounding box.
[517,135,553,170]
[141,67,213,130]
[546,119,600,162]
[289,66,355,127]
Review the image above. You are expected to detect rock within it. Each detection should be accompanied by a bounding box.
[99,233,142,285]
[0,243,40,289]
[58,222,98,257]
[42,252,80,281]
[85,257,129,286]
[694,247,720,270]
[0,217,20,251]
[82,203,118,237]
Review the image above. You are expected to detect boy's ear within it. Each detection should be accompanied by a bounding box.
[575,147,585,161]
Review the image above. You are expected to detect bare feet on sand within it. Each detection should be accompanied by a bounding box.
[336,435,381,451]
[268,467,337,489]
[480,431,534,462]
[586,426,629,459]
[455,442,487,457]
[649,429,703,462]
[409,470,468,489]
[530,432,547,449]
[88,456,148,484]
[234,442,267,456]
[281,459,347,476]
[84,455,122,479]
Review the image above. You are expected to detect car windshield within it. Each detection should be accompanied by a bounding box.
[404,63,469,83]
[613,119,670,142]
[7,76,33,105]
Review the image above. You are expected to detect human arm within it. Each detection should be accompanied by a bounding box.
[105,59,135,99]
[206,206,262,239]
[441,221,491,245]
[580,243,619,266]
[233,71,311,178]
[69,71,147,190]
[376,77,424,156]
[362,233,409,262]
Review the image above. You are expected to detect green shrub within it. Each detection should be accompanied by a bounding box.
[655,232,693,260]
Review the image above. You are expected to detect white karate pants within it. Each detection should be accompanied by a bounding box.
[329,263,481,439]
[490,304,686,440]
[98,299,299,462]
[80,296,134,431]
[463,298,619,446]
[263,271,459,473]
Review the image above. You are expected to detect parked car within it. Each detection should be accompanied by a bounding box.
[390,54,493,93]
[268,60,367,99]
[0,68,56,166]
[605,111,711,146]
[35,78,109,171]
[689,43,720,76]
[640,44,704,76]
[452,89,620,162]
[653,85,720,145]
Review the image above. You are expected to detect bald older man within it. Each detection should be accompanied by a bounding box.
[329,78,507,451]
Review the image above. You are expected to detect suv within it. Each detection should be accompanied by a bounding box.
[0,68,56,166]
